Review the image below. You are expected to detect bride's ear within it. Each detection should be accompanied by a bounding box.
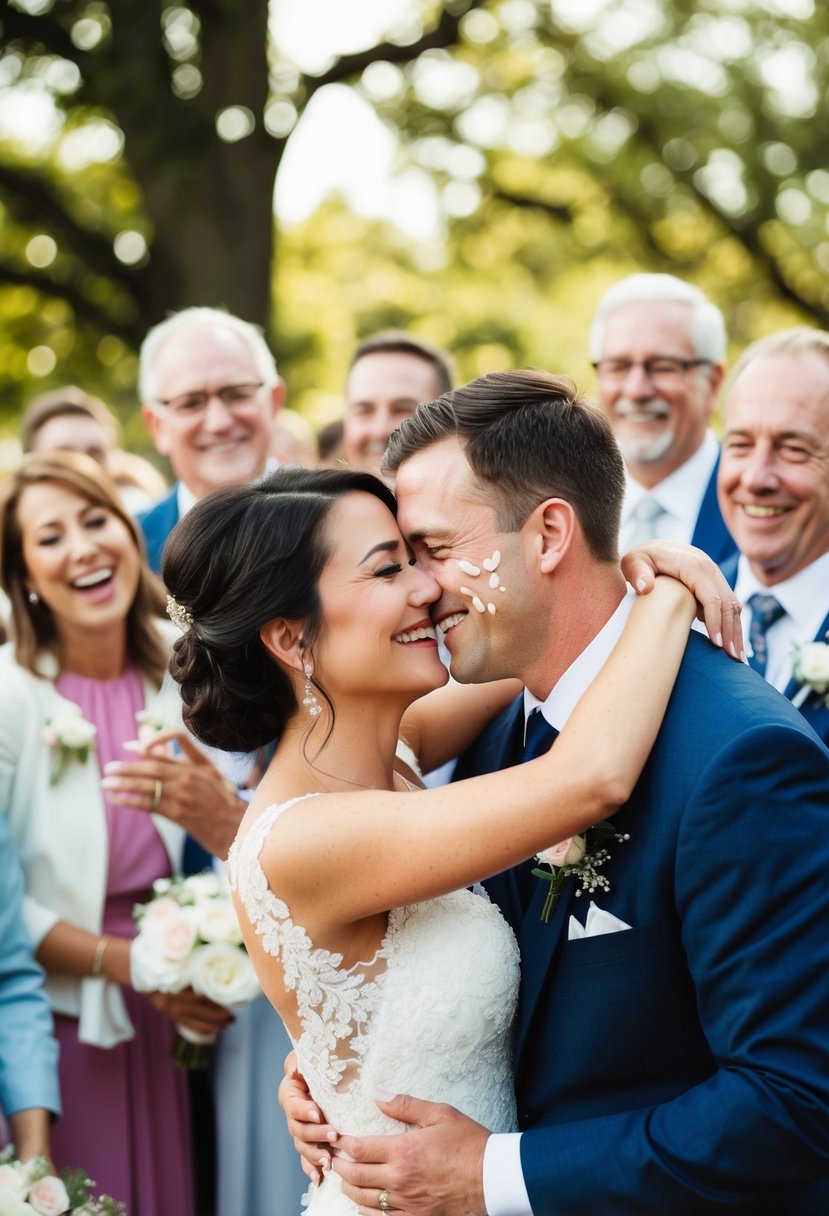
[260,618,305,673]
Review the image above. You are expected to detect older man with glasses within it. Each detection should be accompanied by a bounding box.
[590,273,738,564]
[138,306,284,573]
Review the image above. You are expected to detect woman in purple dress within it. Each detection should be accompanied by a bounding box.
[0,452,230,1214]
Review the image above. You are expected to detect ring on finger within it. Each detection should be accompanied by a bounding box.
[378,1191,393,1212]
[151,778,163,810]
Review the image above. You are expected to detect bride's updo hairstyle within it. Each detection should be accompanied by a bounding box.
[162,466,398,752]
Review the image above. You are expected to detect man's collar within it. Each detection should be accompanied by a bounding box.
[176,458,277,518]
[735,550,829,637]
[523,591,635,733]
[623,430,719,526]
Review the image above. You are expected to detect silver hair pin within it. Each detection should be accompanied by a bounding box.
[166,594,194,632]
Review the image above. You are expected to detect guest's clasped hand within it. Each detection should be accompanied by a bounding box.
[102,728,246,859]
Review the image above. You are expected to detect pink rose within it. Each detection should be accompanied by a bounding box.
[537,835,586,868]
[26,1176,69,1216]
[159,909,198,962]
[141,895,180,929]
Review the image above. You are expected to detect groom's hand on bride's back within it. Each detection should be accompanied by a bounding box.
[333,1091,489,1216]
[278,1053,339,1186]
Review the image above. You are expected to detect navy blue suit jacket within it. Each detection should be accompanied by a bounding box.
[457,634,829,1213]
[721,553,829,747]
[689,457,737,565]
[137,485,180,576]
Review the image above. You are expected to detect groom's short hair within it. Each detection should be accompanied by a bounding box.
[383,369,624,561]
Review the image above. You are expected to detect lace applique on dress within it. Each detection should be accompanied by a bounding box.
[229,781,521,1214]
[229,795,394,1095]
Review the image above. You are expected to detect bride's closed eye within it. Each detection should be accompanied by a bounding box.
[373,564,404,579]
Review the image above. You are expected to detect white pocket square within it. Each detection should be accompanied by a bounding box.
[568,901,632,940]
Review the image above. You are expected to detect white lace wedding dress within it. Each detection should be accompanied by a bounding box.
[229,794,520,1216]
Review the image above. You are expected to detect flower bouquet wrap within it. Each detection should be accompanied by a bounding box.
[131,872,260,1068]
[0,1151,124,1215]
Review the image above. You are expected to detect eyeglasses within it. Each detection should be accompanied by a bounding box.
[592,357,712,382]
[155,382,265,416]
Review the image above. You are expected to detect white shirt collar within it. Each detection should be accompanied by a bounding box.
[523,592,635,733]
[735,550,829,645]
[176,459,278,519]
[622,430,719,538]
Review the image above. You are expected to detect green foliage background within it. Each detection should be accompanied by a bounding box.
[0,0,825,459]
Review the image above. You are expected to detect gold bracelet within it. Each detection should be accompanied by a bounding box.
[91,935,111,977]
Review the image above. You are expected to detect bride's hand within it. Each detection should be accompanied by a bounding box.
[279,1054,339,1185]
[621,541,744,660]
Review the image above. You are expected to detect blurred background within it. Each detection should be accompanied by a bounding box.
[0,0,826,464]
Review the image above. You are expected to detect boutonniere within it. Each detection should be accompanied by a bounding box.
[134,708,168,746]
[532,823,630,924]
[792,641,829,708]
[43,709,97,784]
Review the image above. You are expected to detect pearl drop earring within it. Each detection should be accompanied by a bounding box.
[302,660,321,718]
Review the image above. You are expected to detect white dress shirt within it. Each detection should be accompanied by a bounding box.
[734,551,829,693]
[483,593,636,1216]
[619,431,719,552]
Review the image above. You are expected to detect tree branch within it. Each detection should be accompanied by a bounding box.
[0,261,141,345]
[301,0,490,99]
[0,163,143,298]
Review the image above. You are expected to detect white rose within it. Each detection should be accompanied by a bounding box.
[0,1167,26,1201]
[189,943,260,1007]
[130,910,197,992]
[537,835,586,868]
[794,642,829,692]
[53,713,96,749]
[0,1193,28,1216]
[182,873,223,903]
[135,708,168,746]
[139,895,180,930]
[196,899,244,946]
[26,1177,69,1216]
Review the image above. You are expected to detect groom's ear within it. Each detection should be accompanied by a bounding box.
[527,498,576,574]
[260,618,306,673]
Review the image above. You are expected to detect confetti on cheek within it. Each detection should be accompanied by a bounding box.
[482,550,501,572]
[472,596,486,613]
[487,602,497,615]
[488,573,500,589]
[458,560,481,577]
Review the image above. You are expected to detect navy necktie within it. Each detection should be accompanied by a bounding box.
[747,593,786,679]
[521,708,559,762]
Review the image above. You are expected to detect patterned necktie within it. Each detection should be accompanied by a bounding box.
[747,593,786,678]
[521,708,559,762]
[627,495,666,548]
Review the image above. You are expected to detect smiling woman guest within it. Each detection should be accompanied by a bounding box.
[0,452,229,1215]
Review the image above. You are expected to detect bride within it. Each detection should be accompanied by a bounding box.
[161,466,735,1215]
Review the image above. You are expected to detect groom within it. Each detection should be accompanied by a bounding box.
[299,371,829,1214]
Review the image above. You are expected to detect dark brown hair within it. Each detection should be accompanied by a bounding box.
[383,370,625,560]
[21,386,120,453]
[163,467,398,752]
[0,452,167,681]
[349,331,454,396]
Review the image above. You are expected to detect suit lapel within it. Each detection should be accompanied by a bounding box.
[691,457,738,566]
[513,859,576,1071]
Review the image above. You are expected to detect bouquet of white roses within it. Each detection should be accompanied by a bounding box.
[131,871,259,1068]
[0,1151,124,1216]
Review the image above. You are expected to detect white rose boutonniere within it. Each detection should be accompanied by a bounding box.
[533,822,630,923]
[792,641,829,706]
[43,709,97,785]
